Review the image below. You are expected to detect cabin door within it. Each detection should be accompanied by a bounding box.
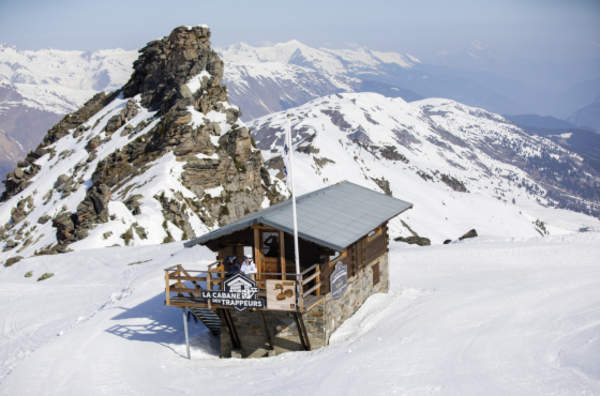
[259,230,280,280]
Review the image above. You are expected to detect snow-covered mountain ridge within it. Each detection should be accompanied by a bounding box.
[217,40,419,76]
[0,43,137,114]
[0,26,285,265]
[251,93,600,243]
[215,41,424,121]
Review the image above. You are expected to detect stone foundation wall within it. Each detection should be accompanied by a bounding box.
[220,251,388,358]
[324,251,389,338]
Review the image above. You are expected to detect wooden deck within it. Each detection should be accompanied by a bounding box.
[165,263,324,313]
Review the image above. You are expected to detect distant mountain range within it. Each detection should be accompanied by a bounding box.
[567,95,600,132]
[1,39,599,190]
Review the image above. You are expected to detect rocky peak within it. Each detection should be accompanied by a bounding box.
[0,26,288,261]
[123,26,225,117]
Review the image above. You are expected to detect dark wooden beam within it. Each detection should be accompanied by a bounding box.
[294,312,311,351]
[258,311,274,351]
[220,309,241,350]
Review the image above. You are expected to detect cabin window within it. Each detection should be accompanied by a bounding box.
[372,262,380,285]
[367,226,383,242]
[262,231,280,258]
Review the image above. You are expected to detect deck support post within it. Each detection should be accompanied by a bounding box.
[221,309,241,350]
[258,311,274,351]
[294,312,311,351]
[181,307,191,360]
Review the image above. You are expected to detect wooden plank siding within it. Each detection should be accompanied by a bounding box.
[319,222,389,296]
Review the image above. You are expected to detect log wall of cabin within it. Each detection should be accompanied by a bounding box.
[319,222,389,296]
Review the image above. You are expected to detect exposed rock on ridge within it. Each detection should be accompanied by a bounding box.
[0,26,286,259]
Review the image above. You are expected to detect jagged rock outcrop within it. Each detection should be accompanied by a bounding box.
[51,185,111,248]
[0,26,285,257]
[459,229,478,240]
[10,196,33,225]
[76,185,111,225]
[4,256,23,267]
[122,26,226,116]
[105,100,139,134]
[394,236,431,246]
[438,173,468,193]
[90,26,278,227]
[371,177,392,196]
[124,194,143,215]
[1,164,41,201]
[154,192,196,240]
[1,91,117,202]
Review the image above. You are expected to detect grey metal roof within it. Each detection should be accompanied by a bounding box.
[184,181,413,252]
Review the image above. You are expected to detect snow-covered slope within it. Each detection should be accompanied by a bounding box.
[251,93,600,243]
[221,61,356,121]
[1,233,598,395]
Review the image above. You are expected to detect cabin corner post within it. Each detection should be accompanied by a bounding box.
[316,266,321,296]
[165,270,171,306]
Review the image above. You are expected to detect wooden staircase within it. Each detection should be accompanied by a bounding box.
[188,306,221,335]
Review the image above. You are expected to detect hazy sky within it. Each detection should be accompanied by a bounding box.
[1,0,598,63]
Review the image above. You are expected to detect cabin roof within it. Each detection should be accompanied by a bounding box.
[184,181,413,252]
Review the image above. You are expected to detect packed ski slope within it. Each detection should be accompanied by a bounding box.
[0,233,598,395]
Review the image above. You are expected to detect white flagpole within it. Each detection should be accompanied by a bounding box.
[286,115,301,297]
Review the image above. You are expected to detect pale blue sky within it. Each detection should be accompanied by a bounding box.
[1,0,598,63]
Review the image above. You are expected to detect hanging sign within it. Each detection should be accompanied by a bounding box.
[266,280,297,311]
[201,273,264,312]
[330,262,348,300]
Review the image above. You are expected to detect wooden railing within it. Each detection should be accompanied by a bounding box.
[165,261,322,312]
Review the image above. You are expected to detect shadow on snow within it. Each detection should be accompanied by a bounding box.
[104,292,221,358]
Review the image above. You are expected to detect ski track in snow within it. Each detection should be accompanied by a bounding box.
[0,233,598,395]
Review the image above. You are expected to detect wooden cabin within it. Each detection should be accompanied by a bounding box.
[166,181,413,358]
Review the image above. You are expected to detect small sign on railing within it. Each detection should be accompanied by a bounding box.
[200,273,265,312]
[266,280,297,311]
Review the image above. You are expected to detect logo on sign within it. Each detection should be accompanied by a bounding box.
[201,273,265,312]
[330,262,348,300]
